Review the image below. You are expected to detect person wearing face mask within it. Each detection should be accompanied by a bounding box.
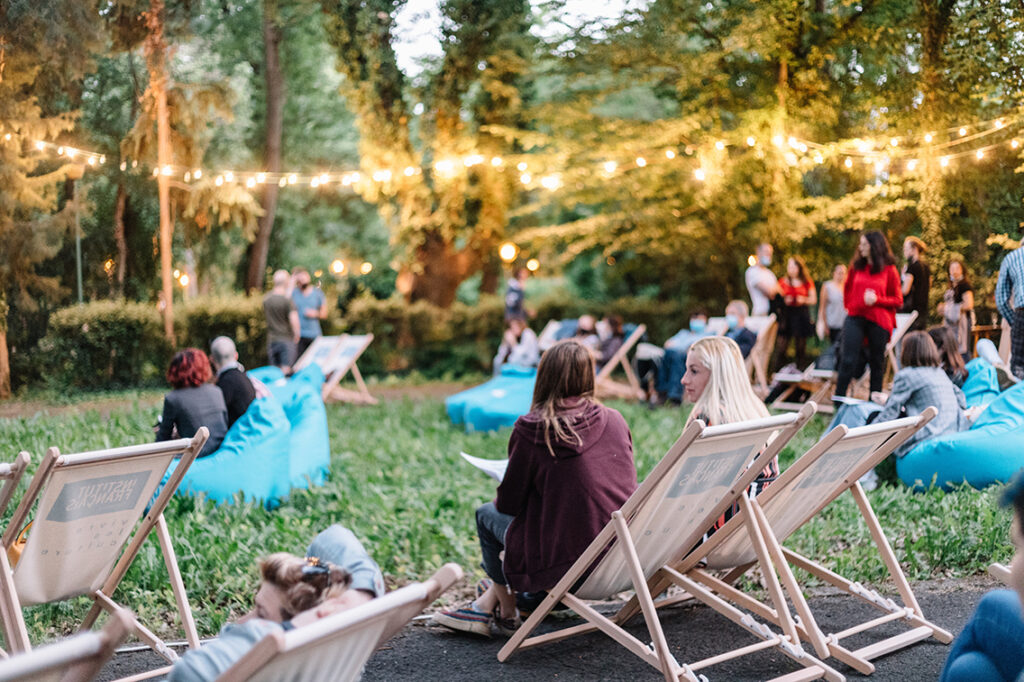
[745,242,779,316]
[291,267,328,360]
[900,236,931,331]
[723,300,757,358]
[649,309,712,406]
[938,260,975,361]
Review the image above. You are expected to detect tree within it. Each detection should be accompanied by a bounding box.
[320,0,532,306]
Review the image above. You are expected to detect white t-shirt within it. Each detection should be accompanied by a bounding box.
[745,265,777,315]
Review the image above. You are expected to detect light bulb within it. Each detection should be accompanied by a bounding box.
[635,157,647,167]
[694,168,706,181]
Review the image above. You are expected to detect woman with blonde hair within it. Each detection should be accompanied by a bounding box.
[682,336,777,529]
[435,340,637,637]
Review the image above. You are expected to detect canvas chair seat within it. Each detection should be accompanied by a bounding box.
[293,334,377,404]
[744,314,777,397]
[676,408,952,675]
[0,608,132,682]
[216,563,462,682]
[0,431,208,681]
[499,405,845,682]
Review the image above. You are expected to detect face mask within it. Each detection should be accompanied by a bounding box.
[759,255,772,266]
[950,273,962,283]
[689,318,706,334]
[725,314,738,330]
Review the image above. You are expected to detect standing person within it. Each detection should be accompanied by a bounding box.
[745,242,779,316]
[817,264,847,344]
[291,267,327,360]
[939,260,975,361]
[504,267,529,321]
[835,231,903,397]
[263,269,300,374]
[772,256,816,371]
[210,336,256,427]
[997,242,1024,379]
[901,236,931,331]
[434,340,637,637]
[155,349,228,457]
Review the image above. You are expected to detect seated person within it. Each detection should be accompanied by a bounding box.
[210,336,256,427]
[681,336,778,531]
[928,326,967,388]
[434,340,637,637]
[493,315,539,375]
[596,315,626,372]
[156,349,228,457]
[574,314,600,350]
[939,472,1024,682]
[649,308,711,406]
[827,331,968,488]
[723,300,757,359]
[170,525,385,681]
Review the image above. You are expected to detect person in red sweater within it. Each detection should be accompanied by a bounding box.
[772,255,817,371]
[434,340,637,637]
[835,231,903,396]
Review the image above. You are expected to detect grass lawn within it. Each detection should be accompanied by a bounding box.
[0,385,1013,643]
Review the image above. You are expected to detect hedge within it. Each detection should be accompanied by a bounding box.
[33,293,695,390]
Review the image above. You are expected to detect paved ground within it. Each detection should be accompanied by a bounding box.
[99,577,992,681]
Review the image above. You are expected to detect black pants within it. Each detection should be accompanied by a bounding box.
[835,316,890,396]
[1013,310,1024,380]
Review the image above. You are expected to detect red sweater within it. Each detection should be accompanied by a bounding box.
[844,264,903,333]
[495,399,636,593]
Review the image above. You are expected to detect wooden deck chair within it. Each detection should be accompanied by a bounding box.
[0,430,208,678]
[0,454,29,522]
[295,334,377,405]
[744,314,777,397]
[677,408,952,675]
[0,608,132,682]
[499,405,844,682]
[537,319,563,352]
[595,324,647,401]
[216,563,463,682]
[704,317,729,336]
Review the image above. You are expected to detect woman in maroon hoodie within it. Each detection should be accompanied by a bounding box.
[835,231,903,397]
[434,340,637,637]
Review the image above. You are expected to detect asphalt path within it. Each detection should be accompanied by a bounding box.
[100,577,993,681]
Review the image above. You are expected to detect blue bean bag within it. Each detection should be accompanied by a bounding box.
[962,358,1000,409]
[247,365,286,387]
[898,380,1024,490]
[170,393,292,506]
[267,365,331,489]
[446,365,536,432]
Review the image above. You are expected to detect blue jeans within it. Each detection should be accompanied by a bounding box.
[656,348,687,402]
[940,590,1024,682]
[476,502,514,586]
[825,401,882,434]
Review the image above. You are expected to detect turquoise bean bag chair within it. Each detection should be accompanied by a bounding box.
[247,365,286,387]
[170,393,292,506]
[267,365,331,489]
[961,358,1000,409]
[898,380,1024,490]
[446,366,536,432]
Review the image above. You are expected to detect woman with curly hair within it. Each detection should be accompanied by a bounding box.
[155,348,228,456]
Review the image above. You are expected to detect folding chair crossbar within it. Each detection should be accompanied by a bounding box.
[681,409,951,674]
[596,324,647,401]
[500,405,844,681]
[0,430,208,675]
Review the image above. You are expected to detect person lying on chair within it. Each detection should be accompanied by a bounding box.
[170,525,384,682]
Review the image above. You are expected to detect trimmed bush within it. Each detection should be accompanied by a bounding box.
[178,296,267,369]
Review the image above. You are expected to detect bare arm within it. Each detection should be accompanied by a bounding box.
[289,310,301,342]
[961,290,974,313]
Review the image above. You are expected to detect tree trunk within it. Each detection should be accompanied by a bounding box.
[479,257,500,295]
[245,0,285,294]
[409,232,471,307]
[144,0,175,342]
[0,294,9,400]
[113,181,127,297]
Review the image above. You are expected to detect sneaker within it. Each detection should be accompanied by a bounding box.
[492,604,521,637]
[433,603,493,637]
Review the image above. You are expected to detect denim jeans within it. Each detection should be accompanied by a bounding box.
[656,348,687,402]
[940,590,1024,682]
[476,502,514,586]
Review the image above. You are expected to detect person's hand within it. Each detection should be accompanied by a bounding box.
[503,330,517,347]
[815,319,826,340]
[863,289,877,306]
[784,295,795,305]
[870,391,888,405]
[304,309,318,318]
[290,589,375,628]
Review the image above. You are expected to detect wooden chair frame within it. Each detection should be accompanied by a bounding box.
[217,563,462,681]
[499,405,843,682]
[596,324,647,401]
[295,334,377,405]
[0,431,208,681]
[745,315,777,397]
[674,409,952,675]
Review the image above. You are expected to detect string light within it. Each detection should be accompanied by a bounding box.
[603,161,617,173]
[694,168,706,181]
[520,172,532,185]
[331,259,346,275]
[516,162,528,171]
[715,140,726,151]
[976,149,985,160]
[959,127,968,137]
[746,136,756,147]
[635,157,647,167]
[256,172,266,184]
[1013,140,1020,149]
[906,159,917,171]
[664,149,676,159]
[404,166,416,176]
[924,133,933,143]
[359,261,373,274]
[844,158,853,168]
[224,171,234,182]
[491,157,503,166]
[940,156,950,167]
[526,258,540,272]
[499,242,518,262]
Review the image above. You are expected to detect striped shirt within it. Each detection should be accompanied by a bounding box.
[996,246,1024,321]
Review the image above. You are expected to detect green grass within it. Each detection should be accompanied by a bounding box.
[0,389,1013,644]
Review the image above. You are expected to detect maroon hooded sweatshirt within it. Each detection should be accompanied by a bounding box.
[495,399,637,593]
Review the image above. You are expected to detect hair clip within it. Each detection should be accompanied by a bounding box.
[302,556,330,582]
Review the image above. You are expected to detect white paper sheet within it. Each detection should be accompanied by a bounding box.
[460,452,508,483]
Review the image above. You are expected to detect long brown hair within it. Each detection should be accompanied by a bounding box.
[259,553,352,621]
[786,255,813,287]
[900,331,941,368]
[927,326,965,377]
[530,340,596,456]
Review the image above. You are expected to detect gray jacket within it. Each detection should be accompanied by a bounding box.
[875,366,968,457]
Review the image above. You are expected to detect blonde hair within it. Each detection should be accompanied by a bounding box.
[259,553,352,621]
[685,336,769,426]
